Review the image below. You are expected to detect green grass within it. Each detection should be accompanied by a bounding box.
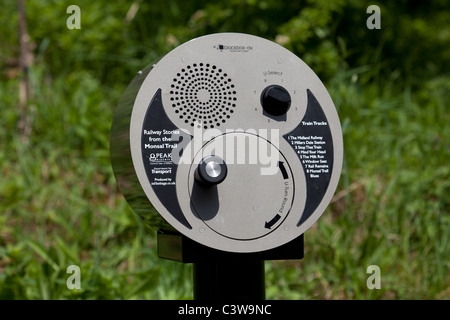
[1,59,449,299]
[265,72,450,300]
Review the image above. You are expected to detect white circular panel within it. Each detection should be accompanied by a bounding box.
[188,133,294,241]
[113,33,343,253]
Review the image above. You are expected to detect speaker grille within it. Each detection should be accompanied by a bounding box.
[169,63,237,129]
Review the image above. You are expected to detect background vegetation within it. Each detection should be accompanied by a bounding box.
[0,0,449,299]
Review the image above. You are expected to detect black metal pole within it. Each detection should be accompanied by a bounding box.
[158,230,303,300]
[193,260,265,300]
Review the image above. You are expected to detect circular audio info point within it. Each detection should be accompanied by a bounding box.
[110,33,343,253]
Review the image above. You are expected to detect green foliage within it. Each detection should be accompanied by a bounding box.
[0,0,449,299]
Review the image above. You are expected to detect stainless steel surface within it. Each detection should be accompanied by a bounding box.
[205,161,221,178]
[110,33,343,252]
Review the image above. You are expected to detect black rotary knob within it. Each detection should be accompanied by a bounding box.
[261,85,291,116]
[194,155,228,187]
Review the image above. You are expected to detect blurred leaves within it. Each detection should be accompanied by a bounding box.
[0,0,449,299]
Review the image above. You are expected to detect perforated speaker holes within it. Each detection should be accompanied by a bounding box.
[169,63,237,129]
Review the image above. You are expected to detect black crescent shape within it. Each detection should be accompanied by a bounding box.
[283,89,334,227]
[278,161,289,180]
[141,89,193,229]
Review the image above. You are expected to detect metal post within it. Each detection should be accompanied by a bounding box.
[193,260,265,300]
[157,230,303,300]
